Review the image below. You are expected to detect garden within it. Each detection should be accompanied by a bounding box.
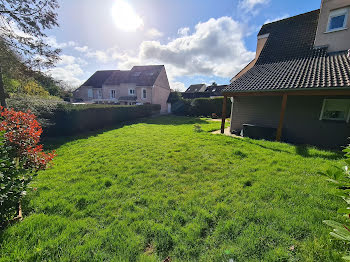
[0,114,349,261]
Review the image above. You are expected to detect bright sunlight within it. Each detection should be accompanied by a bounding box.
[111,0,143,32]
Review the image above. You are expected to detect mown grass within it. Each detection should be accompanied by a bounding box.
[0,116,347,261]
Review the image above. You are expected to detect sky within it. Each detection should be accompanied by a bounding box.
[46,0,322,91]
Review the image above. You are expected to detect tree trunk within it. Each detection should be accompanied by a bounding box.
[0,67,7,108]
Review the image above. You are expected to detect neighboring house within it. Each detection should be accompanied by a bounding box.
[222,0,350,148]
[73,65,171,113]
[185,84,207,93]
[182,84,227,99]
[205,85,227,96]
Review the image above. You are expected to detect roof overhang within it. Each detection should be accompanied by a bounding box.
[222,88,350,97]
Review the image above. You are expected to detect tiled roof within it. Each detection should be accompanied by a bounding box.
[81,70,115,89]
[81,65,164,88]
[225,51,350,92]
[205,85,227,95]
[224,10,350,93]
[104,65,164,86]
[257,10,320,64]
[185,84,206,93]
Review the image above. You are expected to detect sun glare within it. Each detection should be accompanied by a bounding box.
[112,0,143,32]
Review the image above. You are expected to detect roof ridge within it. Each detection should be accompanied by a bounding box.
[262,9,320,27]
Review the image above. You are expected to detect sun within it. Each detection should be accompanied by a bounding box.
[111,0,143,32]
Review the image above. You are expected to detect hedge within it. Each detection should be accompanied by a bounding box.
[171,97,231,117]
[7,96,161,137]
[44,104,161,136]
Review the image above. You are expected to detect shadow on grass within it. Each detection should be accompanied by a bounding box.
[233,137,344,161]
[42,115,210,150]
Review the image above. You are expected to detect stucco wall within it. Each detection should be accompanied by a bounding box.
[230,95,350,148]
[314,0,350,52]
[153,67,171,113]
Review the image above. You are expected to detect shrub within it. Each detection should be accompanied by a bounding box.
[0,107,55,223]
[7,94,65,128]
[321,144,350,260]
[7,96,161,137]
[45,104,161,137]
[171,97,231,117]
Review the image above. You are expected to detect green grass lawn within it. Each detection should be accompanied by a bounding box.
[0,116,347,261]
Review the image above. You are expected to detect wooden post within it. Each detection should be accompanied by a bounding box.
[221,95,227,134]
[276,94,288,141]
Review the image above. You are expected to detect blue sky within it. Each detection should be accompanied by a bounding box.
[46,0,322,91]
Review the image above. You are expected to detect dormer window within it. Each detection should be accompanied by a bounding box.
[327,8,349,32]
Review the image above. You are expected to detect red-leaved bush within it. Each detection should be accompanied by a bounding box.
[0,106,55,170]
[0,106,56,223]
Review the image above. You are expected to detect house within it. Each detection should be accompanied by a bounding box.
[205,85,227,97]
[73,65,171,113]
[221,0,350,148]
[182,84,227,99]
[185,84,207,93]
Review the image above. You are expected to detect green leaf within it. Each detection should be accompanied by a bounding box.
[343,256,350,261]
[337,208,350,214]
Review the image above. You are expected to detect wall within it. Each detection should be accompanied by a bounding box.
[73,86,91,101]
[314,0,350,52]
[152,67,171,113]
[230,95,350,148]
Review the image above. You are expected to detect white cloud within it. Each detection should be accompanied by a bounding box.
[45,36,76,49]
[146,28,163,38]
[74,45,89,52]
[132,16,255,78]
[264,14,289,24]
[171,81,186,92]
[239,0,269,13]
[178,27,190,36]
[47,54,86,88]
[47,17,254,90]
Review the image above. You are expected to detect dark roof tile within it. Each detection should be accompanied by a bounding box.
[224,10,350,93]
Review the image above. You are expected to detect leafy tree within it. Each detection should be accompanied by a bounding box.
[211,82,218,86]
[22,80,50,97]
[0,0,61,107]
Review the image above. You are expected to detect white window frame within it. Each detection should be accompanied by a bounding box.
[128,88,135,96]
[110,90,116,99]
[326,8,349,33]
[319,99,350,123]
[87,88,93,99]
[142,88,147,100]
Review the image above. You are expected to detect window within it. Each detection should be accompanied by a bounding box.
[327,8,349,32]
[319,99,350,122]
[97,90,102,99]
[142,88,147,99]
[129,89,135,95]
[87,89,93,99]
[110,90,116,99]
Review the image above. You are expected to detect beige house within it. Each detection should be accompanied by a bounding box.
[73,65,171,113]
[222,0,350,148]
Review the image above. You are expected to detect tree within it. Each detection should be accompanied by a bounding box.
[211,82,218,86]
[0,0,61,107]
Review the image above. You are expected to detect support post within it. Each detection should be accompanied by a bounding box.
[221,95,227,134]
[276,94,288,141]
